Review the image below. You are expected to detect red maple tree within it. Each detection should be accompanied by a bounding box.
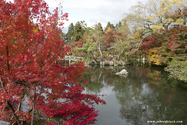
[0,0,105,124]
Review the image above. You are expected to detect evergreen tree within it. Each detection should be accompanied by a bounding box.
[104,22,115,31]
[98,22,104,33]
[64,23,74,42]
[74,21,86,41]
[115,21,122,31]
[80,20,87,31]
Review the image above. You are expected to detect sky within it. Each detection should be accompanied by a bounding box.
[45,0,146,33]
[6,0,146,33]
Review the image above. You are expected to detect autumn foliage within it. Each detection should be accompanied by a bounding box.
[139,26,187,65]
[0,0,105,124]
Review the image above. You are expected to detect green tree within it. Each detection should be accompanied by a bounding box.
[104,22,115,31]
[165,60,187,86]
[74,23,104,63]
[111,20,142,62]
[64,23,75,42]
[97,22,104,32]
[74,21,86,41]
[115,21,122,31]
[74,21,82,41]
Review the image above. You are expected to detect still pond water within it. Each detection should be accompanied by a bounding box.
[82,65,187,125]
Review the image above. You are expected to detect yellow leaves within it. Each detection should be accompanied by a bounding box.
[159,3,165,8]
[162,6,172,12]
[150,24,164,32]
[170,0,178,4]
[104,27,111,35]
[147,48,163,65]
[134,33,141,39]
[155,59,162,65]
[147,54,162,65]
[133,29,145,39]
[159,0,184,13]
[169,0,184,6]
[163,18,174,23]
[175,18,183,24]
[33,28,38,33]
[146,16,154,20]
[167,5,172,9]
[176,0,184,6]
[168,18,174,22]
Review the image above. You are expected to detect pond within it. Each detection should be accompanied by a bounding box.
[82,65,187,125]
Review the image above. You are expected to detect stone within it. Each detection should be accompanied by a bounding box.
[100,61,114,66]
[0,121,11,125]
[116,69,128,76]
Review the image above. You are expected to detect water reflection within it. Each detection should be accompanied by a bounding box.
[83,66,187,125]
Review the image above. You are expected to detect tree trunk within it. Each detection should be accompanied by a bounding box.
[90,53,99,64]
